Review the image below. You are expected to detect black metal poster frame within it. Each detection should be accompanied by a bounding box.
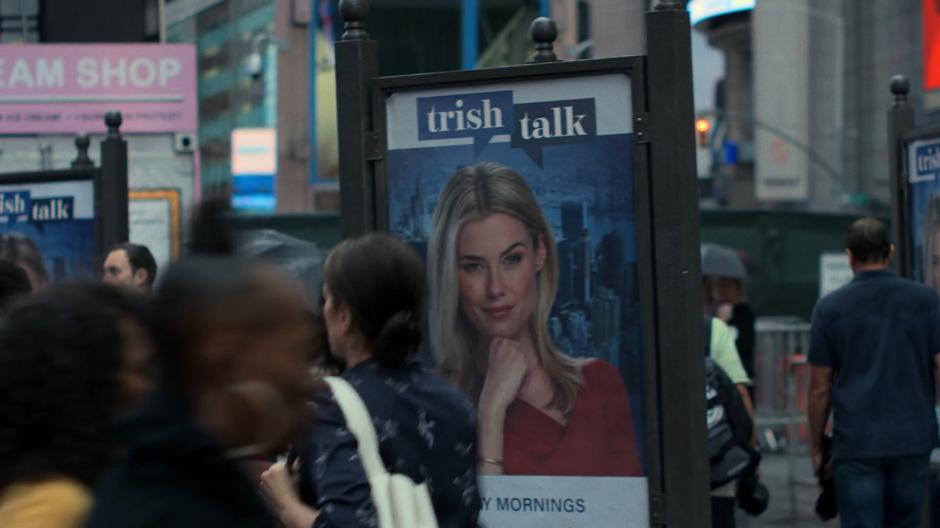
[887,78,916,278]
[334,2,708,525]
[375,55,662,521]
[0,112,129,271]
[884,76,940,527]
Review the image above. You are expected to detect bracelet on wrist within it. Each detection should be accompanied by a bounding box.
[479,457,503,466]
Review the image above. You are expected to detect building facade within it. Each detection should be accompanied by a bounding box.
[693,0,940,212]
[166,0,277,201]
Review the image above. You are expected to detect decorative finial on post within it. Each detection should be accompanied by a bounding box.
[340,0,369,41]
[105,111,122,138]
[71,133,93,169]
[890,75,910,106]
[529,17,558,63]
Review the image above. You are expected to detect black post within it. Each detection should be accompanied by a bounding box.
[336,0,379,238]
[645,2,711,526]
[528,17,558,63]
[887,75,915,277]
[70,133,93,169]
[99,111,129,254]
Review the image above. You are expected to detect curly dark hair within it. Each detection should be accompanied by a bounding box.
[0,233,49,287]
[0,283,125,491]
[0,259,31,309]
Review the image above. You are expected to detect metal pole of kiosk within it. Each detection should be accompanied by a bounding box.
[99,111,129,255]
[887,75,914,277]
[645,1,711,525]
[335,0,378,238]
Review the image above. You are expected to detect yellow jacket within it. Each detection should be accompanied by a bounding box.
[0,477,92,528]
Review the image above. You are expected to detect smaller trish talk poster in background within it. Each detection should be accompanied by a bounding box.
[907,134,940,295]
[0,178,96,280]
[384,72,649,527]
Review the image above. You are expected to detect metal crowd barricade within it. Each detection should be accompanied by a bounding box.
[753,317,815,519]
[754,317,810,449]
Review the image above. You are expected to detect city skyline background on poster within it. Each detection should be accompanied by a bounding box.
[907,136,940,286]
[0,179,96,280]
[384,75,646,464]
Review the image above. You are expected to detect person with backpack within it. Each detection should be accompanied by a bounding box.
[704,271,758,528]
[706,316,757,527]
[260,233,481,528]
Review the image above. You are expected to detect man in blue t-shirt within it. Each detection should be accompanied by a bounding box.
[808,217,940,527]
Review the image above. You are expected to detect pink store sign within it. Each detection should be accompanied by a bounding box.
[0,44,197,134]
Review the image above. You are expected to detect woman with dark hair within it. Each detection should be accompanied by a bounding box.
[0,259,32,309]
[86,254,317,528]
[0,285,128,527]
[0,233,49,290]
[260,233,481,528]
[82,282,159,410]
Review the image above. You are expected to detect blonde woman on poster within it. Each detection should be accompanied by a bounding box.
[923,194,940,295]
[428,161,643,477]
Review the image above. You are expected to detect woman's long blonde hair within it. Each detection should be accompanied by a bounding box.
[428,162,582,413]
[924,194,940,288]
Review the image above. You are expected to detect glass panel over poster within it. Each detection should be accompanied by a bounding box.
[384,72,649,526]
[0,173,98,281]
[906,133,940,293]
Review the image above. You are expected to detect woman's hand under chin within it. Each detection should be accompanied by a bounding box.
[478,337,529,418]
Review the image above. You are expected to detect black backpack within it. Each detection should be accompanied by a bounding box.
[704,318,760,489]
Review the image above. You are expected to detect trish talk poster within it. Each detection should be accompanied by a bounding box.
[385,73,649,527]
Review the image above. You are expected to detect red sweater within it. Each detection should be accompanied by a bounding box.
[502,360,644,476]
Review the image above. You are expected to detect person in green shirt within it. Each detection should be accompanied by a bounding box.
[705,279,755,528]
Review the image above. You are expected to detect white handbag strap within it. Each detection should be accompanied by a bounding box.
[324,376,388,478]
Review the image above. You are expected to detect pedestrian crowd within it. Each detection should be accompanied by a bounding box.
[0,197,482,528]
[0,162,936,528]
[703,217,940,528]
[0,161,658,528]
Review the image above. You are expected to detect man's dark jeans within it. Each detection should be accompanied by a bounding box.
[833,453,931,528]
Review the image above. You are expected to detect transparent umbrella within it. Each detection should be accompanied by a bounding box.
[238,229,327,306]
[700,242,747,279]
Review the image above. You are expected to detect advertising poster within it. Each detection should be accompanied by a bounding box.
[0,177,96,281]
[129,189,181,273]
[819,252,852,298]
[907,135,940,294]
[385,73,649,526]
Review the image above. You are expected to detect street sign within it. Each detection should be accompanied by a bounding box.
[0,44,197,134]
[819,252,851,298]
[231,127,276,212]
